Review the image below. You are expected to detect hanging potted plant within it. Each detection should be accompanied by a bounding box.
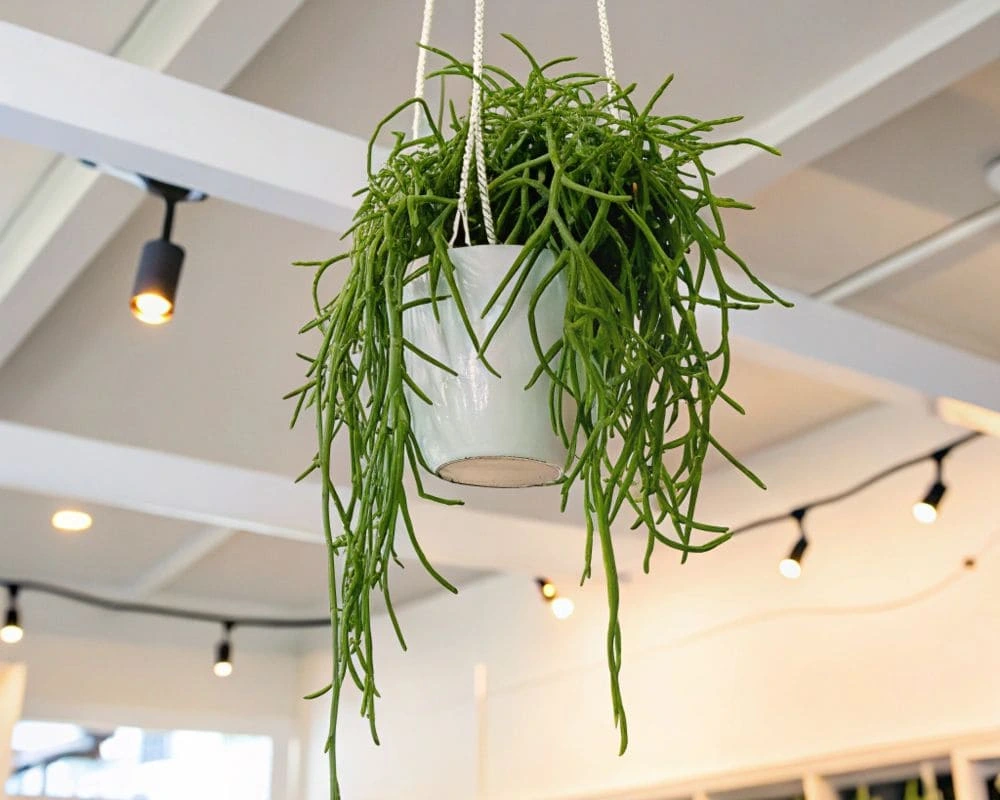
[289,1,786,795]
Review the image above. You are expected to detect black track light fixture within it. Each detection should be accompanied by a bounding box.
[1,585,23,644]
[913,449,949,525]
[779,508,809,580]
[214,621,234,678]
[130,177,206,325]
[79,161,206,326]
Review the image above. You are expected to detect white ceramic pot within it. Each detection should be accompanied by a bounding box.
[402,244,569,488]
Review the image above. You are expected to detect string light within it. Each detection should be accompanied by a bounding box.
[1,585,23,645]
[536,577,574,620]
[551,597,575,619]
[779,509,809,580]
[913,449,948,525]
[0,432,984,659]
[213,622,234,678]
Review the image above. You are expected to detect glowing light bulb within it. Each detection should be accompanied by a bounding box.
[779,558,802,580]
[51,509,92,532]
[912,501,937,525]
[551,596,574,620]
[0,623,23,645]
[213,660,233,678]
[131,292,173,325]
[541,582,557,599]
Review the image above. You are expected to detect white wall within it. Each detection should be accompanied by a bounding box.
[5,633,300,799]
[0,663,26,800]
[295,407,1000,800]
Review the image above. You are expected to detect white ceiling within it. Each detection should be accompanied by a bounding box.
[0,0,997,650]
[0,486,202,589]
[0,0,151,257]
[725,57,1000,295]
[228,0,957,140]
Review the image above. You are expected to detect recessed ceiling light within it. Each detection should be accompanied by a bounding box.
[51,510,92,532]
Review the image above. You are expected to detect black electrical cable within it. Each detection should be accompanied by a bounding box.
[730,431,982,536]
[0,431,985,630]
[0,578,329,629]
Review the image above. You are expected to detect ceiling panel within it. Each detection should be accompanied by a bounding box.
[724,58,1000,294]
[843,227,1000,361]
[0,196,337,477]
[0,0,153,237]
[229,0,957,140]
[161,532,487,611]
[0,486,204,589]
[1,0,151,53]
[0,140,56,230]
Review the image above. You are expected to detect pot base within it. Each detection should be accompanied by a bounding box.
[437,456,562,488]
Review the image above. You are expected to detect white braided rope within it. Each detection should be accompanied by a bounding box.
[450,0,497,246]
[597,0,618,103]
[411,0,435,140]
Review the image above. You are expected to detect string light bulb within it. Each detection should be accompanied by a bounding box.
[550,596,575,619]
[535,577,574,620]
[913,450,948,525]
[779,509,809,580]
[1,586,24,645]
[213,622,234,678]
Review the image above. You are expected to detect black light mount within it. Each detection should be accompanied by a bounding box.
[79,161,206,325]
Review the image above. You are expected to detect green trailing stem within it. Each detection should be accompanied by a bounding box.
[289,36,787,799]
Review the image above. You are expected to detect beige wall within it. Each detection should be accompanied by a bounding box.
[0,663,27,800]
[298,558,1000,800]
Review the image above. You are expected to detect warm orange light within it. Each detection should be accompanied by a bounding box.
[51,509,92,532]
[936,397,1000,438]
[130,292,173,325]
[541,581,557,599]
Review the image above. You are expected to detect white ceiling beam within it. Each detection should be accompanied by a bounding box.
[0,406,982,579]
[709,0,1000,199]
[0,1,309,367]
[720,286,1000,415]
[0,21,373,234]
[124,526,236,598]
[815,202,1000,303]
[0,421,614,577]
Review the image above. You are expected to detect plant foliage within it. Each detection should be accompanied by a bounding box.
[289,37,787,798]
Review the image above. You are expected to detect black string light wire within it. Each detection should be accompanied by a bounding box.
[0,431,986,661]
[729,431,980,538]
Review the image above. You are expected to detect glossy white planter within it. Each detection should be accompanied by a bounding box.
[402,245,569,487]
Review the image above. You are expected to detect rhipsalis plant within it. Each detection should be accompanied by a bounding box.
[289,38,787,797]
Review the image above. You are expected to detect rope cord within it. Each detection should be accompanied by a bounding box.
[411,0,435,140]
[450,0,497,246]
[596,0,617,90]
[417,0,620,245]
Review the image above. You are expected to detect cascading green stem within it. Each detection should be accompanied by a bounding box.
[288,35,788,799]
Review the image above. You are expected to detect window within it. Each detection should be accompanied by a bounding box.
[5,720,273,800]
